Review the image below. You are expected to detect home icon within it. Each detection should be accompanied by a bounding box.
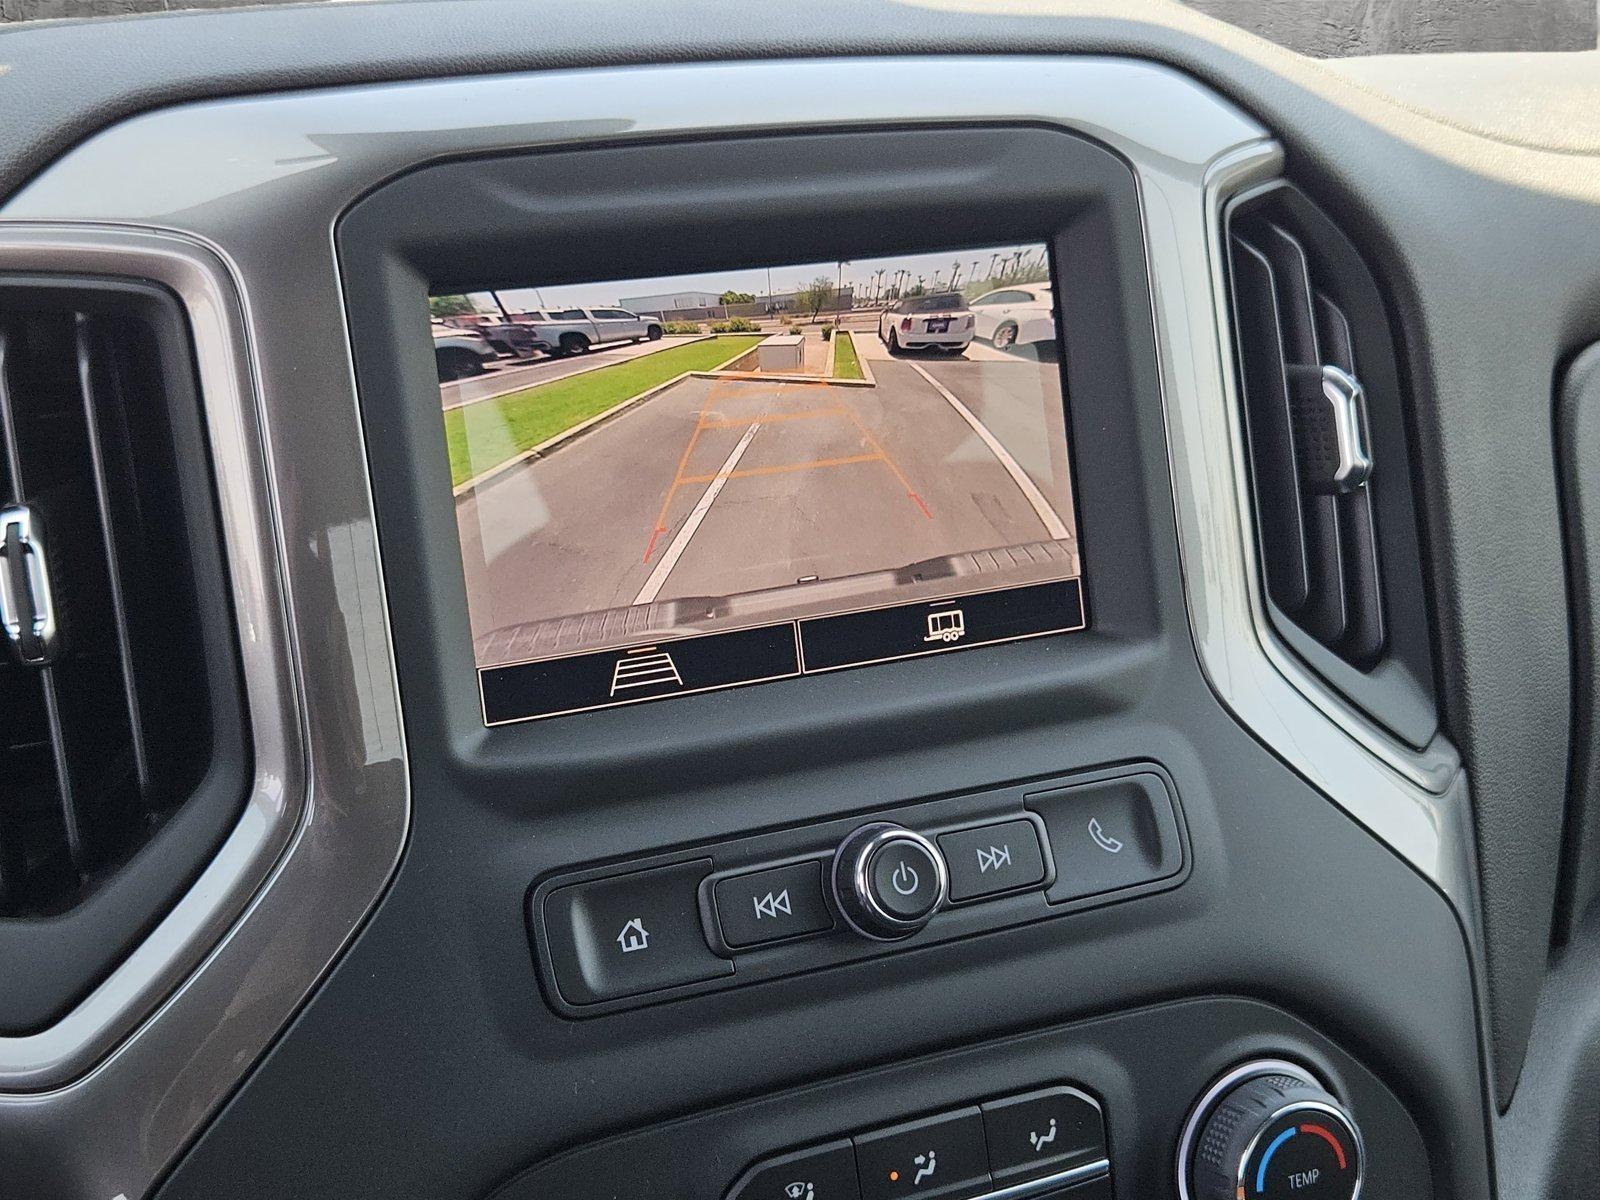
[615,917,650,954]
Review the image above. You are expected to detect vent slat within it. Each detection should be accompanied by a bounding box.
[0,329,26,494]
[1258,223,1322,366]
[76,315,152,797]
[1230,238,1312,613]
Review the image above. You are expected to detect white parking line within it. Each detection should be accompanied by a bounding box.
[633,422,761,605]
[903,360,1070,540]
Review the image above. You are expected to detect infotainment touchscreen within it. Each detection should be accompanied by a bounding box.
[436,242,1085,723]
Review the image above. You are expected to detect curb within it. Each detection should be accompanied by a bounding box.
[452,337,759,497]
[693,369,874,388]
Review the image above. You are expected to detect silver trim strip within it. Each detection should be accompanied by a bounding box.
[982,1158,1112,1199]
[0,52,1474,1196]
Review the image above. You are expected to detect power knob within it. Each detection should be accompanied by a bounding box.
[1180,1061,1363,1200]
[831,823,948,941]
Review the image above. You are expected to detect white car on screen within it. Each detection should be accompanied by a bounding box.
[877,292,975,355]
[969,283,1055,351]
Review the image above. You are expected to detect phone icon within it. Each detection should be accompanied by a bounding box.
[1088,817,1124,855]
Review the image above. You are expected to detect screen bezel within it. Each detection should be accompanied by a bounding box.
[337,124,1166,790]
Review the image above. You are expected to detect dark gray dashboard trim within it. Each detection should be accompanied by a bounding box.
[0,55,1484,1197]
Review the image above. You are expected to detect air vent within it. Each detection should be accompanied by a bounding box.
[1225,184,1438,748]
[0,278,247,1035]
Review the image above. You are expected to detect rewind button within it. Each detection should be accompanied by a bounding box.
[714,861,834,949]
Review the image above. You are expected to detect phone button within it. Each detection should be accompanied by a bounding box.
[1027,774,1183,903]
[726,1140,862,1200]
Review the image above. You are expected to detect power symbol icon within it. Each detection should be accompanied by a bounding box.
[890,860,920,896]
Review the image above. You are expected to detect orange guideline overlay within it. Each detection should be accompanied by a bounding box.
[643,378,932,564]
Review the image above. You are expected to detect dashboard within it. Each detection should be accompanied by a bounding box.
[0,4,1596,1199]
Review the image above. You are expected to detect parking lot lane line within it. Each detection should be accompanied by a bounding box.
[677,452,881,486]
[842,406,934,520]
[644,389,722,562]
[634,422,762,605]
[903,360,1069,539]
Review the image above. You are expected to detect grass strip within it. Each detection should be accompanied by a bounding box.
[831,331,864,381]
[446,335,763,486]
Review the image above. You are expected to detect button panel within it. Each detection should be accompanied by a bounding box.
[530,764,1188,1016]
[727,1086,1110,1200]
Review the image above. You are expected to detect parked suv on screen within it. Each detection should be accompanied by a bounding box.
[529,307,665,356]
[878,292,975,354]
[432,324,500,381]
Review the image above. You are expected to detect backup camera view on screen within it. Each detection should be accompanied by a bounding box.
[437,242,1085,723]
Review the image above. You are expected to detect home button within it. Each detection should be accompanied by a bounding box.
[540,859,732,1004]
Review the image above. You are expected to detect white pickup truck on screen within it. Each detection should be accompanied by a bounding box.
[529,307,665,357]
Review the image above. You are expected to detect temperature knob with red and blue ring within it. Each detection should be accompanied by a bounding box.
[1182,1063,1363,1200]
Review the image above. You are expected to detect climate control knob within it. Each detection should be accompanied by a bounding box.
[831,823,948,940]
[1182,1062,1363,1200]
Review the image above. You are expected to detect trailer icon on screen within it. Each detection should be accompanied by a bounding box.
[924,608,966,644]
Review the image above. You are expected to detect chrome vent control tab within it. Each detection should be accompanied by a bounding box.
[1312,365,1373,492]
[0,504,57,664]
